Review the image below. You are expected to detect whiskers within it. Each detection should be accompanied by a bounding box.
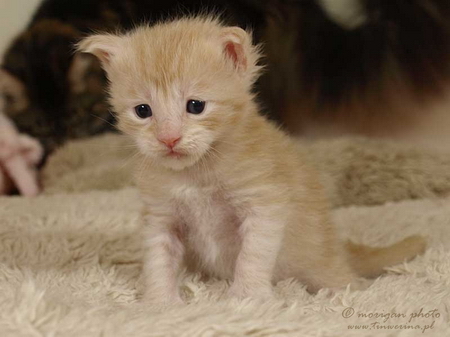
[119,146,141,170]
[91,113,116,129]
[213,139,245,151]
[136,152,156,182]
[189,141,223,177]
[132,135,158,180]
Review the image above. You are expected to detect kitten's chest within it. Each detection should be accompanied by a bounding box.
[173,183,238,230]
[171,182,242,277]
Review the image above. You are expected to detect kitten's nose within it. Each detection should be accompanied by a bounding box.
[158,136,181,149]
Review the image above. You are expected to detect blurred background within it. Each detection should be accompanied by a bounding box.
[0,0,41,55]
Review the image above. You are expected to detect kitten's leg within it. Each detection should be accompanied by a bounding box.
[142,214,184,305]
[229,213,284,300]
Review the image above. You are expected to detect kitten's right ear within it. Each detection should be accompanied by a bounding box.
[221,27,251,73]
[220,26,262,83]
[76,34,122,68]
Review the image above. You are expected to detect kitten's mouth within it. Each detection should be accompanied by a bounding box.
[166,149,186,159]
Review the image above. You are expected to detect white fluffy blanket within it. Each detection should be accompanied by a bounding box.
[0,134,449,336]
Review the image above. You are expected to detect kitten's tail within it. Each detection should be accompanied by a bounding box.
[345,235,427,278]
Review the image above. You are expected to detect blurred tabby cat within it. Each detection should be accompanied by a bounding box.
[2,0,450,155]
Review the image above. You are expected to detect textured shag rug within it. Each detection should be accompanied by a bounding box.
[0,134,449,336]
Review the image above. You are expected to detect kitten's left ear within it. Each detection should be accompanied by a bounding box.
[220,27,261,81]
[76,34,122,69]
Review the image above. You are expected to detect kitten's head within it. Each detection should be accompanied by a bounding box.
[78,17,262,170]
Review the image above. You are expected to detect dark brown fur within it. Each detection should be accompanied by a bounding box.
[262,0,450,136]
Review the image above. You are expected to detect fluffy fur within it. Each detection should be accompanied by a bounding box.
[78,17,426,304]
[1,186,449,336]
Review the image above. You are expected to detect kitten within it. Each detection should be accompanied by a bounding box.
[1,0,264,154]
[79,17,426,304]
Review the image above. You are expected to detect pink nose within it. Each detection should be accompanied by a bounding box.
[158,136,181,149]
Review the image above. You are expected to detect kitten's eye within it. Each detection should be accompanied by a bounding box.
[134,104,152,118]
[186,100,205,114]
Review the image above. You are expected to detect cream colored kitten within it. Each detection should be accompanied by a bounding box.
[79,17,426,304]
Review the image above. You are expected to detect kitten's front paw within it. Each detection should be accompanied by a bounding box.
[227,282,274,301]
